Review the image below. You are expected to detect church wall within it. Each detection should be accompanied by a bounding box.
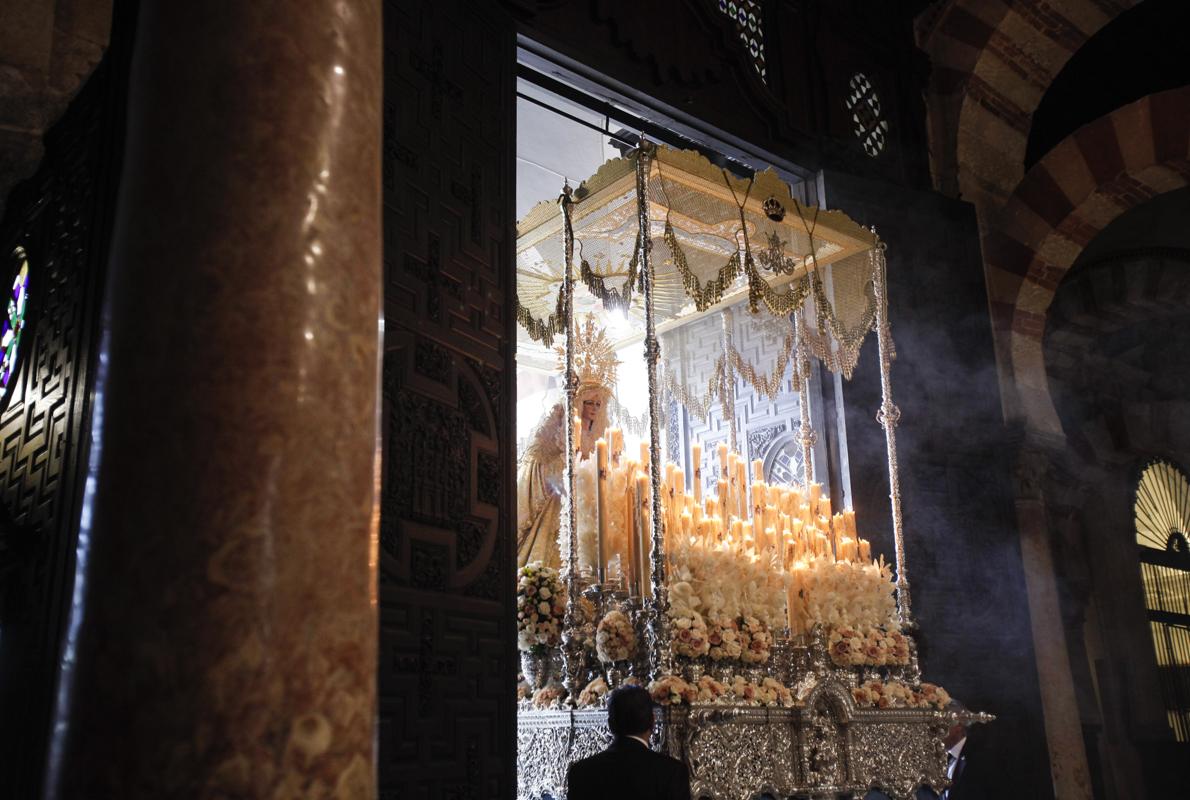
[510,0,933,190]
[0,14,130,797]
[379,1,518,796]
[823,168,1053,797]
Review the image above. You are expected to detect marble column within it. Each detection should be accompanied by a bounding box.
[49,2,382,797]
[1014,441,1093,800]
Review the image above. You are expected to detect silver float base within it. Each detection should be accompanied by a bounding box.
[517,678,982,800]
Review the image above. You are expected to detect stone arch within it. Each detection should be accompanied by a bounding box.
[986,86,1190,432]
[916,0,1137,201]
[0,0,113,220]
[1044,250,1190,463]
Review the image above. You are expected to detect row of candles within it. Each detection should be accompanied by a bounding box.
[575,421,877,615]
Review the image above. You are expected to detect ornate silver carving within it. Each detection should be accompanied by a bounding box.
[720,307,739,453]
[639,142,673,683]
[559,183,585,704]
[871,234,911,625]
[518,690,988,800]
[794,313,816,486]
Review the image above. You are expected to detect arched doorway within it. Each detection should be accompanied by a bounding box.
[1134,460,1190,741]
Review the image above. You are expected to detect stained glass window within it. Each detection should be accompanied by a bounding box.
[844,73,889,158]
[716,0,767,82]
[1,247,30,404]
[1134,460,1190,742]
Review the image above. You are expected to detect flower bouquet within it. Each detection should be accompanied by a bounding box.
[827,626,910,667]
[738,616,772,665]
[706,615,743,662]
[532,685,565,709]
[517,562,565,653]
[577,676,609,708]
[670,611,710,658]
[648,674,697,706]
[850,679,951,710]
[595,608,638,664]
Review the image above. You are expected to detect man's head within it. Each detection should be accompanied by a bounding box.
[606,686,655,739]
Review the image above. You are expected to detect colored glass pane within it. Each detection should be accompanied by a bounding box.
[0,249,30,403]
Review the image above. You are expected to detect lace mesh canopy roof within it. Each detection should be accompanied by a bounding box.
[516,145,884,378]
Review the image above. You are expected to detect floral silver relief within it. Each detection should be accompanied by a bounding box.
[518,690,986,800]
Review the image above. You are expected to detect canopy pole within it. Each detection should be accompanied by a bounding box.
[871,233,911,625]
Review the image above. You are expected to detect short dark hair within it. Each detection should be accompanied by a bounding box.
[606,686,655,737]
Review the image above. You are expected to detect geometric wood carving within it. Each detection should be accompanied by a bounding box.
[379,0,515,796]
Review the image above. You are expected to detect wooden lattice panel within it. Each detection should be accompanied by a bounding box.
[379,1,515,796]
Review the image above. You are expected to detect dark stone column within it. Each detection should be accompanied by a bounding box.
[49,2,382,796]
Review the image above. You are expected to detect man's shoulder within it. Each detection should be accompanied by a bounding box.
[567,748,614,774]
[650,748,688,772]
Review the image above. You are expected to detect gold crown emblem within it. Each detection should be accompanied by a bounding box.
[556,317,619,392]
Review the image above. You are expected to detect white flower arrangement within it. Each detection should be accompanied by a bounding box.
[666,540,788,650]
[669,610,710,658]
[577,676,609,708]
[532,685,565,709]
[648,673,796,708]
[694,674,729,703]
[850,679,951,710]
[648,675,697,706]
[595,609,637,663]
[795,555,899,631]
[725,674,797,707]
[738,616,773,665]
[517,562,565,653]
[827,626,911,667]
[706,615,743,662]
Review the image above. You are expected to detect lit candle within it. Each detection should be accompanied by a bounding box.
[718,443,729,473]
[640,441,650,469]
[752,459,764,481]
[627,475,640,596]
[843,509,857,538]
[819,497,831,519]
[726,452,737,517]
[736,460,748,519]
[859,538,871,562]
[692,442,703,505]
[637,473,651,599]
[790,562,809,635]
[751,481,765,542]
[596,438,609,583]
[664,463,676,536]
[609,427,623,463]
[809,482,821,514]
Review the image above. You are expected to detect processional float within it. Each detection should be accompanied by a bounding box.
[513,143,991,800]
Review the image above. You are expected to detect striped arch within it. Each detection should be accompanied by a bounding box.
[983,87,1190,432]
[916,0,1137,202]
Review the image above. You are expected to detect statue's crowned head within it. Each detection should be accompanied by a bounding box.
[557,317,619,445]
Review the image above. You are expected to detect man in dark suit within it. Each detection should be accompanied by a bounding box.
[566,686,692,800]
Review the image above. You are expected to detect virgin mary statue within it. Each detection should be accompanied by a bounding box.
[517,319,619,570]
